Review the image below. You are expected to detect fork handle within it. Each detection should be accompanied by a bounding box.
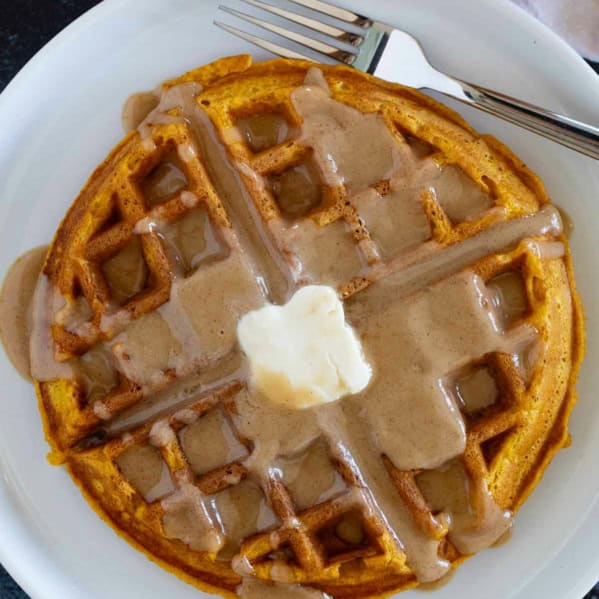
[441,79,599,160]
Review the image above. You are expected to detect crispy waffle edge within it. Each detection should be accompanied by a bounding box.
[33,54,586,598]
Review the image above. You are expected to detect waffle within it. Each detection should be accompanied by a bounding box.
[30,55,584,598]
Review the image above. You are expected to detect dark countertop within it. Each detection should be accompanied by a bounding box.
[0,2,598,598]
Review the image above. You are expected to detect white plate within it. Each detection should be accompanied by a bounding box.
[0,1,598,598]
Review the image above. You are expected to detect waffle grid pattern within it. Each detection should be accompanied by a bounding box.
[38,57,582,598]
[47,121,241,445]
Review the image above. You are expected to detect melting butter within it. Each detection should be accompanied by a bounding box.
[237,285,371,409]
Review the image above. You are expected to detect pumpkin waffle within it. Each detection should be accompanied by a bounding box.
[27,55,583,598]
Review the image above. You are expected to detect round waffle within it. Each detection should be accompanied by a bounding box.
[29,55,583,598]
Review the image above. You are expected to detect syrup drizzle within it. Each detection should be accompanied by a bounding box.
[0,68,572,598]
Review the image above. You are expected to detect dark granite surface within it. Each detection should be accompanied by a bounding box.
[0,1,598,598]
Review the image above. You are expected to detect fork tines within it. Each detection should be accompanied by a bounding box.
[215,0,373,65]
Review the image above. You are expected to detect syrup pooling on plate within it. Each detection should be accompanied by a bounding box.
[122,90,159,132]
[0,245,48,380]
[29,274,74,381]
[0,59,579,599]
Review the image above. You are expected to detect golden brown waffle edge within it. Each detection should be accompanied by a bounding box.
[33,54,585,599]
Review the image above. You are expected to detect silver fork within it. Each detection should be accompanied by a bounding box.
[215,0,599,160]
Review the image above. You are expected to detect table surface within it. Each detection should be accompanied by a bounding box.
[0,1,598,598]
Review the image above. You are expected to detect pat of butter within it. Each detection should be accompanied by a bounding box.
[237,285,371,409]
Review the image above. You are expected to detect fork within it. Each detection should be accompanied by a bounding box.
[215,0,599,160]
